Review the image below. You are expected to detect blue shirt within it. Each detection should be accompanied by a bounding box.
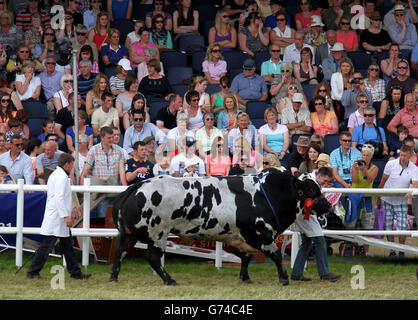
[330,147,362,181]
[0,151,33,184]
[126,157,154,185]
[321,56,338,82]
[83,10,97,31]
[78,73,97,100]
[122,123,166,154]
[39,70,64,100]
[352,125,386,145]
[388,22,417,50]
[100,44,129,64]
[230,73,267,100]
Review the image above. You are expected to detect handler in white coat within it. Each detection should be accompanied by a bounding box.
[27,153,91,280]
[290,167,341,282]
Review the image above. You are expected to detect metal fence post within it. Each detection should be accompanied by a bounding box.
[290,232,299,269]
[215,241,223,270]
[82,178,91,268]
[15,179,24,267]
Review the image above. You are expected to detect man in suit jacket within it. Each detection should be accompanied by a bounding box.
[315,30,337,68]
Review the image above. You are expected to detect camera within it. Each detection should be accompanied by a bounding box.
[357,160,366,166]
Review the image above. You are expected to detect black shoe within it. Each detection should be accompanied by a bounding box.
[71,273,91,280]
[320,273,341,282]
[291,275,312,281]
[27,273,42,279]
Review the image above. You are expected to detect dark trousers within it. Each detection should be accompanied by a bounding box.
[27,235,81,277]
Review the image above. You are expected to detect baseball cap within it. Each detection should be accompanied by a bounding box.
[117,58,132,71]
[243,58,255,69]
[185,136,196,147]
[292,92,304,103]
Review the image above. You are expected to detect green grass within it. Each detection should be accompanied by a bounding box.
[0,251,416,300]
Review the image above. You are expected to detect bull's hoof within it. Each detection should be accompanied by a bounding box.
[242,278,253,284]
[165,279,178,286]
[279,277,289,286]
[109,274,118,282]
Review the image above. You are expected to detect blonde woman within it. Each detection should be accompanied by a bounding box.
[208,9,237,52]
[15,60,41,102]
[364,63,385,103]
[228,112,260,155]
[217,93,241,132]
[202,43,227,84]
[53,74,74,112]
[183,76,211,112]
[276,82,308,113]
[330,56,354,102]
[86,73,110,116]
[88,11,110,50]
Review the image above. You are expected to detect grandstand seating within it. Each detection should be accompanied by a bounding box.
[301,83,317,103]
[161,51,188,69]
[191,50,206,74]
[246,101,270,129]
[254,51,270,73]
[171,84,189,97]
[223,51,249,71]
[149,99,170,124]
[323,134,340,155]
[22,100,48,139]
[178,34,206,53]
[111,19,134,46]
[347,51,372,71]
[167,67,193,85]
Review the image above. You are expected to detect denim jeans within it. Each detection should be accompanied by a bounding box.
[334,179,351,214]
[291,234,330,277]
[95,198,114,218]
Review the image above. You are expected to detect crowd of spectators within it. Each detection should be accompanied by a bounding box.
[0,0,417,252]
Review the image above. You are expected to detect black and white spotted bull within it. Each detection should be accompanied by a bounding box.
[109,168,331,285]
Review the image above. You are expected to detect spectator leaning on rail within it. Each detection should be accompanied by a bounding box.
[377,145,418,257]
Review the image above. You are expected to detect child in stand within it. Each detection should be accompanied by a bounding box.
[5,118,26,144]
[0,165,16,189]
[182,160,199,177]
[389,125,408,159]
[153,151,171,176]
[37,119,55,142]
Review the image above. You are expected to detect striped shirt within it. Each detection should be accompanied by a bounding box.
[85,143,125,179]
[15,8,51,32]
[110,75,125,93]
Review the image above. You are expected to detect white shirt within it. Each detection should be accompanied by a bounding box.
[330,72,344,101]
[15,74,41,100]
[40,166,72,237]
[170,153,206,176]
[291,214,324,237]
[381,159,418,205]
[283,43,314,65]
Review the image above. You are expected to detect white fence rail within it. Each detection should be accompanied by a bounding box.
[0,179,417,270]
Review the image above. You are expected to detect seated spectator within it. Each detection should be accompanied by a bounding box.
[170,137,205,177]
[295,0,322,32]
[53,74,73,113]
[38,120,56,143]
[87,11,110,51]
[123,93,151,131]
[364,63,386,104]
[110,58,131,96]
[91,92,119,138]
[228,112,260,155]
[0,134,33,184]
[271,67,305,108]
[258,107,289,159]
[183,90,204,131]
[0,164,16,186]
[0,10,24,53]
[0,133,7,156]
[202,43,227,85]
[308,82,333,112]
[6,45,43,83]
[208,9,237,52]
[322,0,351,31]
[380,43,403,84]
[299,142,321,173]
[83,0,102,32]
[66,0,84,26]
[402,135,418,166]
[217,93,242,132]
[261,44,283,85]
[379,85,404,128]
[229,151,257,175]
[293,47,318,85]
[101,28,129,67]
[195,112,223,158]
[281,92,312,137]
[287,135,310,175]
[36,27,56,63]
[56,10,76,42]
[310,95,338,138]
[77,44,99,75]
[35,140,63,184]
[352,106,388,157]
[123,109,166,156]
[145,0,173,32]
[125,140,154,185]
[129,27,159,69]
[347,94,374,135]
[137,47,164,85]
[5,118,26,143]
[322,41,345,82]
[54,93,80,148]
[260,152,282,171]
[283,31,314,65]
[172,0,199,38]
[66,110,93,153]
[205,137,231,176]
[183,76,211,112]
[304,16,326,50]
[166,112,194,158]
[388,125,409,158]
[263,0,285,33]
[107,0,132,21]
[269,10,295,55]
[86,73,110,117]
[387,4,417,51]
[115,74,138,118]
[211,76,237,121]
[360,11,391,55]
[125,19,143,48]
[153,151,171,177]
[78,59,98,106]
[24,13,43,54]
[387,93,418,138]
[15,60,41,102]
[15,109,30,140]
[0,92,16,134]
[156,94,183,134]
[73,133,90,175]
[143,135,157,164]
[231,136,262,171]
[315,30,337,70]
[330,56,355,107]
[345,143,378,230]
[138,59,172,103]
[149,14,173,52]
[238,12,269,57]
[230,58,268,110]
[336,17,358,52]
[386,59,416,95]
[341,70,373,120]
[257,0,273,19]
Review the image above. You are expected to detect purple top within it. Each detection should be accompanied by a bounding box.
[215,30,232,52]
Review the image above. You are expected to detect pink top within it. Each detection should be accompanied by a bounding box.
[295,11,321,29]
[388,106,418,138]
[132,41,156,67]
[202,60,227,81]
[205,155,231,176]
[336,30,358,51]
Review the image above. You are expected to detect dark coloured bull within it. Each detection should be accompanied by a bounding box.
[109,168,331,285]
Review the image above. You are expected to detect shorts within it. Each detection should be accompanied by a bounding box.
[382,201,409,230]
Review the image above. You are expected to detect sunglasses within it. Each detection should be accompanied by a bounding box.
[217,144,223,148]
[288,86,297,90]
[318,89,327,92]
[397,66,408,69]
[1,99,10,103]
[395,13,404,17]
[240,158,248,162]
[263,161,270,165]
[221,85,229,89]
[369,68,379,71]
[77,32,87,36]
[359,100,368,104]
[276,18,285,21]
[14,143,24,147]
[371,18,382,21]
[212,49,221,53]
[271,49,280,53]
[340,22,350,25]
[46,62,56,65]
[64,80,73,83]
[364,114,375,117]
[341,139,352,143]
[300,2,309,5]
[19,50,29,53]
[45,32,55,36]
[134,118,144,122]
[353,77,363,80]
[65,16,73,20]
[191,98,199,102]
[155,20,164,23]
[281,69,290,72]
[314,102,323,106]
[222,15,229,18]
[205,118,214,121]
[72,1,81,5]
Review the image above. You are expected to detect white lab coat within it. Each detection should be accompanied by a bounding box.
[40,166,72,237]
[291,214,324,238]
